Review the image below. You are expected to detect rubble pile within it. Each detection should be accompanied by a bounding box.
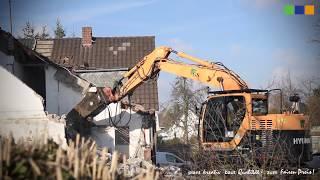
[117,158,153,177]
[157,165,182,177]
[116,157,183,178]
[47,113,66,123]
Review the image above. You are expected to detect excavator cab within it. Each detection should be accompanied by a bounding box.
[199,89,266,141]
[199,89,311,165]
[201,93,247,143]
[199,89,266,146]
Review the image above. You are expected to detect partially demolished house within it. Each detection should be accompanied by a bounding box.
[1,27,159,161]
[21,27,158,111]
[0,29,91,147]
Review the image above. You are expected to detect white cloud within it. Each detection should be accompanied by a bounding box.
[52,0,157,24]
[270,49,320,83]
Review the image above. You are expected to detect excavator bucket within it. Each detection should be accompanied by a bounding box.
[65,87,112,140]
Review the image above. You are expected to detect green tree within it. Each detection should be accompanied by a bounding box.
[54,19,65,38]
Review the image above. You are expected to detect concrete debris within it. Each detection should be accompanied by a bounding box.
[157,166,182,177]
[46,114,67,149]
[113,156,183,178]
[117,158,153,177]
[47,113,66,124]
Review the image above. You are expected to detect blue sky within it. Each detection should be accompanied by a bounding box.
[0,0,319,104]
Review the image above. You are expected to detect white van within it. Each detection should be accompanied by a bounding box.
[156,152,190,167]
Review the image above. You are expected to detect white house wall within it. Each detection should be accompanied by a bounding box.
[161,110,198,141]
[0,66,66,147]
[91,126,116,151]
[0,66,46,120]
[92,103,151,158]
[45,66,90,115]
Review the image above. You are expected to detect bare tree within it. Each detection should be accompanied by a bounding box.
[38,25,50,39]
[306,85,320,126]
[312,18,320,44]
[159,77,207,144]
[22,21,38,39]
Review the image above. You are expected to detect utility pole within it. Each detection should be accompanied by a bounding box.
[9,0,13,34]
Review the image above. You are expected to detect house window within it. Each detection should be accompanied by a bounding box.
[115,127,129,145]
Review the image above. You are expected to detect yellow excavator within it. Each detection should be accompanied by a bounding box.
[66,46,311,164]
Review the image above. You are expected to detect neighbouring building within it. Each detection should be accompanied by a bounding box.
[158,110,198,141]
[311,126,320,153]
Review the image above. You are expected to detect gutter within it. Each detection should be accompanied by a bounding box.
[73,68,129,73]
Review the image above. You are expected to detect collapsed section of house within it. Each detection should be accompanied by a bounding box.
[0,66,67,147]
[0,28,159,162]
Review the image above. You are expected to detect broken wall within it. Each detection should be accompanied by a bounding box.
[0,52,46,105]
[0,51,29,84]
[78,71,126,88]
[91,103,154,159]
[45,66,90,115]
[0,66,66,147]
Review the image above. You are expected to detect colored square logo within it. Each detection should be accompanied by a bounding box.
[295,6,304,14]
[284,5,294,15]
[305,5,314,15]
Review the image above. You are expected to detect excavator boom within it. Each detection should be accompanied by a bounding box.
[66,46,248,138]
[110,46,248,103]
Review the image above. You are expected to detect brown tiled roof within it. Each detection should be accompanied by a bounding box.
[50,37,154,68]
[49,36,158,110]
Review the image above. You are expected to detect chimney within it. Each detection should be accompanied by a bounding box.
[82,27,92,47]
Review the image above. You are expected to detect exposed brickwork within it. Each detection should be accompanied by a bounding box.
[82,27,92,47]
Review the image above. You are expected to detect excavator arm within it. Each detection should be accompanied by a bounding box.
[66,46,248,139]
[106,46,248,103]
